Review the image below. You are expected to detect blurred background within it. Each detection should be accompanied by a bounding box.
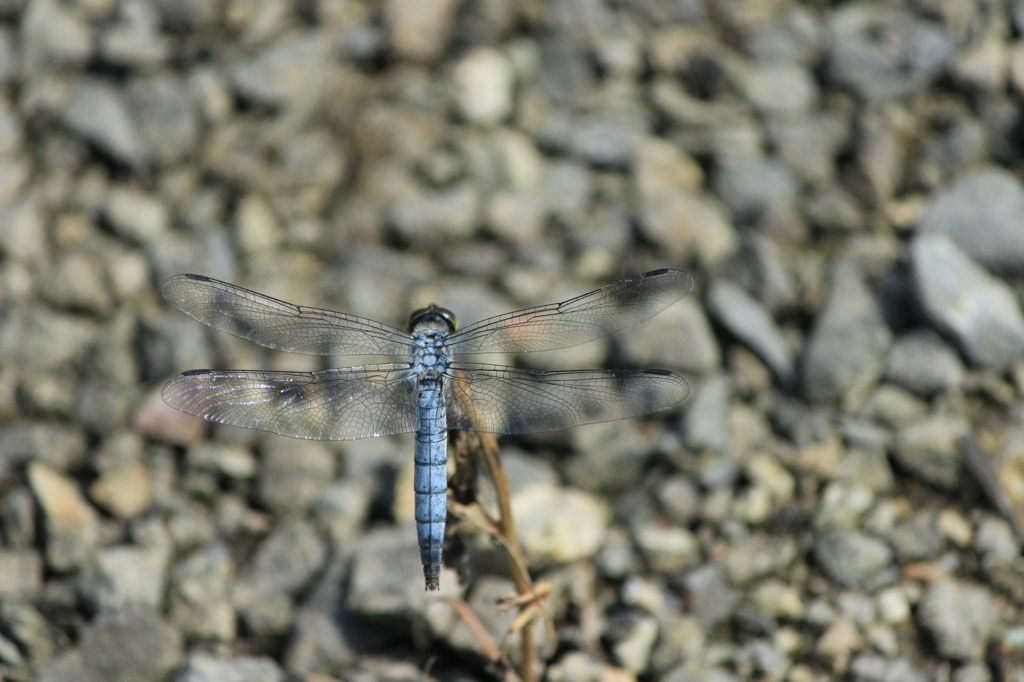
[1,0,1024,680]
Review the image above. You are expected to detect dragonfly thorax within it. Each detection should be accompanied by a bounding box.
[411,328,450,378]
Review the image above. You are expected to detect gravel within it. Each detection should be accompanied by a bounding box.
[2,1,1022,680]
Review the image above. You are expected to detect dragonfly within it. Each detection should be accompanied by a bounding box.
[161,269,693,590]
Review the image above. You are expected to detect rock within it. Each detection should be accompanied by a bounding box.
[569,113,649,170]
[233,519,327,635]
[803,184,864,231]
[133,388,207,447]
[106,187,169,246]
[707,280,795,385]
[633,137,704,200]
[83,545,168,613]
[741,62,817,115]
[884,330,964,396]
[547,651,635,682]
[918,167,1024,271]
[384,0,459,63]
[62,79,148,168]
[972,516,1020,565]
[713,157,797,226]
[633,523,700,575]
[175,652,284,682]
[0,307,98,373]
[230,32,330,109]
[893,414,969,489]
[542,160,592,218]
[484,192,545,246]
[683,374,729,452]
[913,235,1024,370]
[0,421,87,471]
[347,525,459,619]
[20,0,92,71]
[390,182,480,244]
[0,549,43,599]
[637,191,738,266]
[100,0,170,68]
[860,385,928,429]
[78,608,183,682]
[452,47,515,125]
[619,296,721,376]
[848,654,929,682]
[611,614,659,674]
[917,581,999,660]
[682,565,741,631]
[802,265,892,402]
[89,462,151,519]
[826,5,957,100]
[169,543,236,641]
[724,534,799,585]
[256,436,334,515]
[813,529,893,588]
[128,74,200,166]
[514,484,611,568]
[27,462,100,571]
[888,513,944,561]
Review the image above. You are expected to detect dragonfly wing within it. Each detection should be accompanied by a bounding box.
[447,269,693,354]
[444,362,689,434]
[162,364,419,440]
[162,274,414,356]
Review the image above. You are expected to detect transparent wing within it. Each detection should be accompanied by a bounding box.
[162,274,414,356]
[162,364,419,440]
[444,363,690,434]
[447,269,693,355]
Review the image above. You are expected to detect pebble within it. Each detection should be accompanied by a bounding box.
[713,157,797,227]
[20,0,92,70]
[633,523,700,575]
[802,264,892,403]
[0,421,87,471]
[888,513,944,561]
[229,32,329,109]
[0,549,43,599]
[682,565,741,631]
[917,580,999,660]
[619,297,721,376]
[707,280,795,386]
[569,113,649,170]
[100,0,170,68]
[27,462,99,571]
[637,191,738,266]
[612,614,659,674]
[514,484,611,568]
[724,534,799,586]
[78,608,183,682]
[390,182,480,244]
[62,79,148,168]
[89,462,152,519]
[848,654,929,682]
[883,330,965,396]
[169,543,236,641]
[452,47,515,125]
[912,235,1024,370]
[741,62,817,115]
[917,167,1024,272]
[83,545,168,613]
[768,114,848,184]
[893,415,969,490]
[972,516,1020,564]
[128,74,200,166]
[0,307,98,373]
[384,0,459,63]
[175,652,284,682]
[256,436,334,515]
[683,374,729,452]
[813,529,893,588]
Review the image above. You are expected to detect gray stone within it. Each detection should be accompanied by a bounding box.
[78,608,183,682]
[849,654,929,682]
[233,519,327,635]
[100,0,170,67]
[452,47,515,125]
[888,513,944,561]
[707,280,795,385]
[0,421,87,471]
[0,549,42,599]
[346,525,459,619]
[128,74,200,166]
[169,543,235,641]
[917,581,999,660]
[515,484,611,568]
[884,330,965,396]
[28,462,99,571]
[256,436,334,515]
[682,565,741,631]
[175,652,283,682]
[596,527,641,580]
[611,614,659,674]
[0,601,57,667]
[826,5,957,100]
[83,546,168,613]
[912,235,1024,370]
[105,187,168,245]
[683,374,729,452]
[724,534,799,585]
[802,265,892,402]
[569,113,649,170]
[713,157,797,226]
[813,529,893,588]
[20,0,92,71]
[918,167,1024,271]
[390,182,480,243]
[769,113,848,184]
[803,184,865,231]
[893,415,968,489]
[230,32,330,109]
[972,516,1020,565]
[384,0,459,63]
[541,160,592,218]
[0,307,97,372]
[619,297,721,375]
[748,6,822,65]
[62,79,148,168]
[633,523,700,575]
[742,62,817,115]
[953,661,994,682]
[637,191,738,266]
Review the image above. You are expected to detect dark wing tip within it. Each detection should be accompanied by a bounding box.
[642,368,691,407]
[181,368,213,376]
[641,268,695,297]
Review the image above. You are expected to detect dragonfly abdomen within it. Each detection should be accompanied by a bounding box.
[414,378,447,591]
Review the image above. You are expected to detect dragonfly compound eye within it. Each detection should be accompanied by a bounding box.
[408,305,459,333]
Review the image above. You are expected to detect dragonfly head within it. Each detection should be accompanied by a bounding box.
[408,304,458,333]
